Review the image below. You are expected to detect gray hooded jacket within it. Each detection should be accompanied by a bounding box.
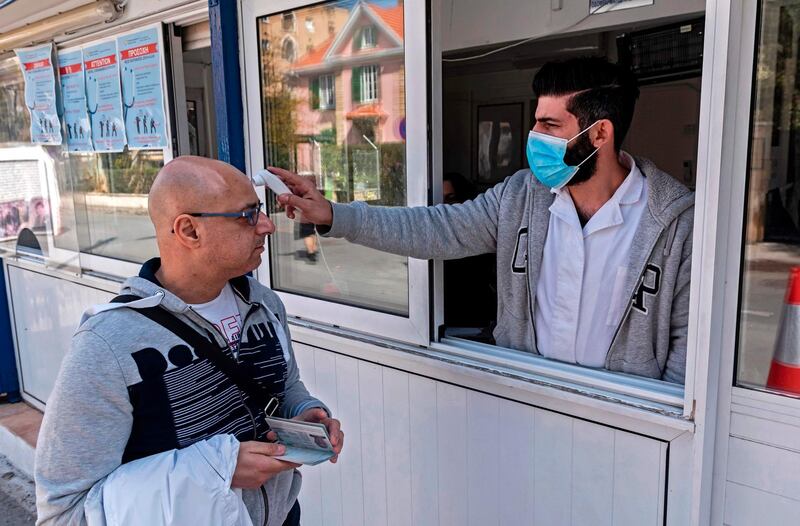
[35,262,328,525]
[323,159,693,383]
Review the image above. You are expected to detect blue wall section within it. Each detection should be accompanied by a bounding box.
[209,0,246,172]
[0,266,21,402]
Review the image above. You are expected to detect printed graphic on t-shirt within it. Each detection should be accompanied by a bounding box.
[213,314,242,354]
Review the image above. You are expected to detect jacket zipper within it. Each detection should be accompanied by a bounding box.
[187,305,260,439]
[260,485,269,526]
[604,225,666,368]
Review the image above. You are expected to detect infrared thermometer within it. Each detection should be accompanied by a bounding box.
[253,168,302,221]
[253,169,292,196]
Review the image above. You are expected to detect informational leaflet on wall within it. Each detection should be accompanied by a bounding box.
[118,28,167,149]
[14,43,62,145]
[589,0,654,14]
[84,40,127,152]
[57,49,94,152]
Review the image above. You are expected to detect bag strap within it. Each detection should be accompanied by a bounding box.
[111,294,275,409]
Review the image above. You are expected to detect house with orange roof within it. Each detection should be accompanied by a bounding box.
[288,1,406,200]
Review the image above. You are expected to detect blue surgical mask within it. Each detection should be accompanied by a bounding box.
[526,121,600,189]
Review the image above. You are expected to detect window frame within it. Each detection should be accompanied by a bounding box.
[242,0,430,346]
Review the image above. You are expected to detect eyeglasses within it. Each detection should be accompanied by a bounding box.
[173,202,264,233]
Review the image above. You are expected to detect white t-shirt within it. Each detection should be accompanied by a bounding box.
[190,283,243,356]
[534,151,648,367]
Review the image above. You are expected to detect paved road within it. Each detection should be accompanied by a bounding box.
[0,488,35,525]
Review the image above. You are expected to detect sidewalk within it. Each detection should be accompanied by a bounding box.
[0,401,40,524]
[0,402,40,479]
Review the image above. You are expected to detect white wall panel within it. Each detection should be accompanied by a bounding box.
[409,376,439,526]
[466,391,499,526]
[383,369,413,526]
[534,409,573,526]
[7,267,112,404]
[359,361,389,526]
[727,437,800,501]
[293,344,667,526]
[723,481,800,526]
[497,399,535,525]
[572,420,615,526]
[436,383,468,526]
[613,432,667,525]
[334,355,364,526]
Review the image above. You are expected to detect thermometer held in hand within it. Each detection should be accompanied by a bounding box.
[253,168,302,221]
[253,169,292,196]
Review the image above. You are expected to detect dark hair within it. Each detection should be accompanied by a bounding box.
[532,57,640,151]
[443,172,478,202]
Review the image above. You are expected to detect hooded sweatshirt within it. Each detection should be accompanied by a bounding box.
[35,259,328,526]
[322,159,693,383]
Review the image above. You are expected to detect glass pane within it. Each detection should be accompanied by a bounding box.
[258,0,409,315]
[0,53,163,266]
[737,1,800,395]
[53,150,162,263]
[0,58,50,258]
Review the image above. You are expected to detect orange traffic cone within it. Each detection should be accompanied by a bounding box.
[766,266,800,394]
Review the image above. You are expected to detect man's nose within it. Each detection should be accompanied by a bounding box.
[256,211,275,235]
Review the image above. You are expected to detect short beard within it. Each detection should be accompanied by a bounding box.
[564,131,598,187]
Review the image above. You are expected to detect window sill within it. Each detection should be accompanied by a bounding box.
[288,317,694,438]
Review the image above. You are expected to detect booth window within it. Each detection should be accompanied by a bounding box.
[0,57,50,257]
[736,0,800,397]
[258,1,408,315]
[52,151,163,263]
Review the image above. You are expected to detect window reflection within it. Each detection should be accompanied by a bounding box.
[258,0,409,315]
[737,0,800,394]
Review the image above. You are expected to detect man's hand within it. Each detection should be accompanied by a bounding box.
[268,167,334,225]
[294,407,344,463]
[231,440,300,489]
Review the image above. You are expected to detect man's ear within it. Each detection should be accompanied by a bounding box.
[173,215,201,249]
[591,119,615,149]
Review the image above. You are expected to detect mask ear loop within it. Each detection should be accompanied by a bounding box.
[566,120,602,168]
[566,120,601,144]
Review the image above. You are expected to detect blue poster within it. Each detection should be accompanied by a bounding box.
[118,28,167,149]
[57,49,93,152]
[15,43,62,145]
[84,40,127,152]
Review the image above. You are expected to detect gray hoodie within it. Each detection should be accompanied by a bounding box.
[35,260,328,525]
[323,159,693,383]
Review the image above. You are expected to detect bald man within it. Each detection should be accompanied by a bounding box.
[35,157,343,526]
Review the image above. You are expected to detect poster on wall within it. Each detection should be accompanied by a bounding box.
[14,43,62,145]
[118,27,168,149]
[57,49,94,152]
[84,40,127,152]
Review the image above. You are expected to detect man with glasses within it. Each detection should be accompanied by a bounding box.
[35,156,343,526]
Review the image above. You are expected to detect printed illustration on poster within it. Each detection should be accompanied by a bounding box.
[14,43,62,145]
[58,49,94,152]
[84,40,127,152]
[118,27,168,149]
